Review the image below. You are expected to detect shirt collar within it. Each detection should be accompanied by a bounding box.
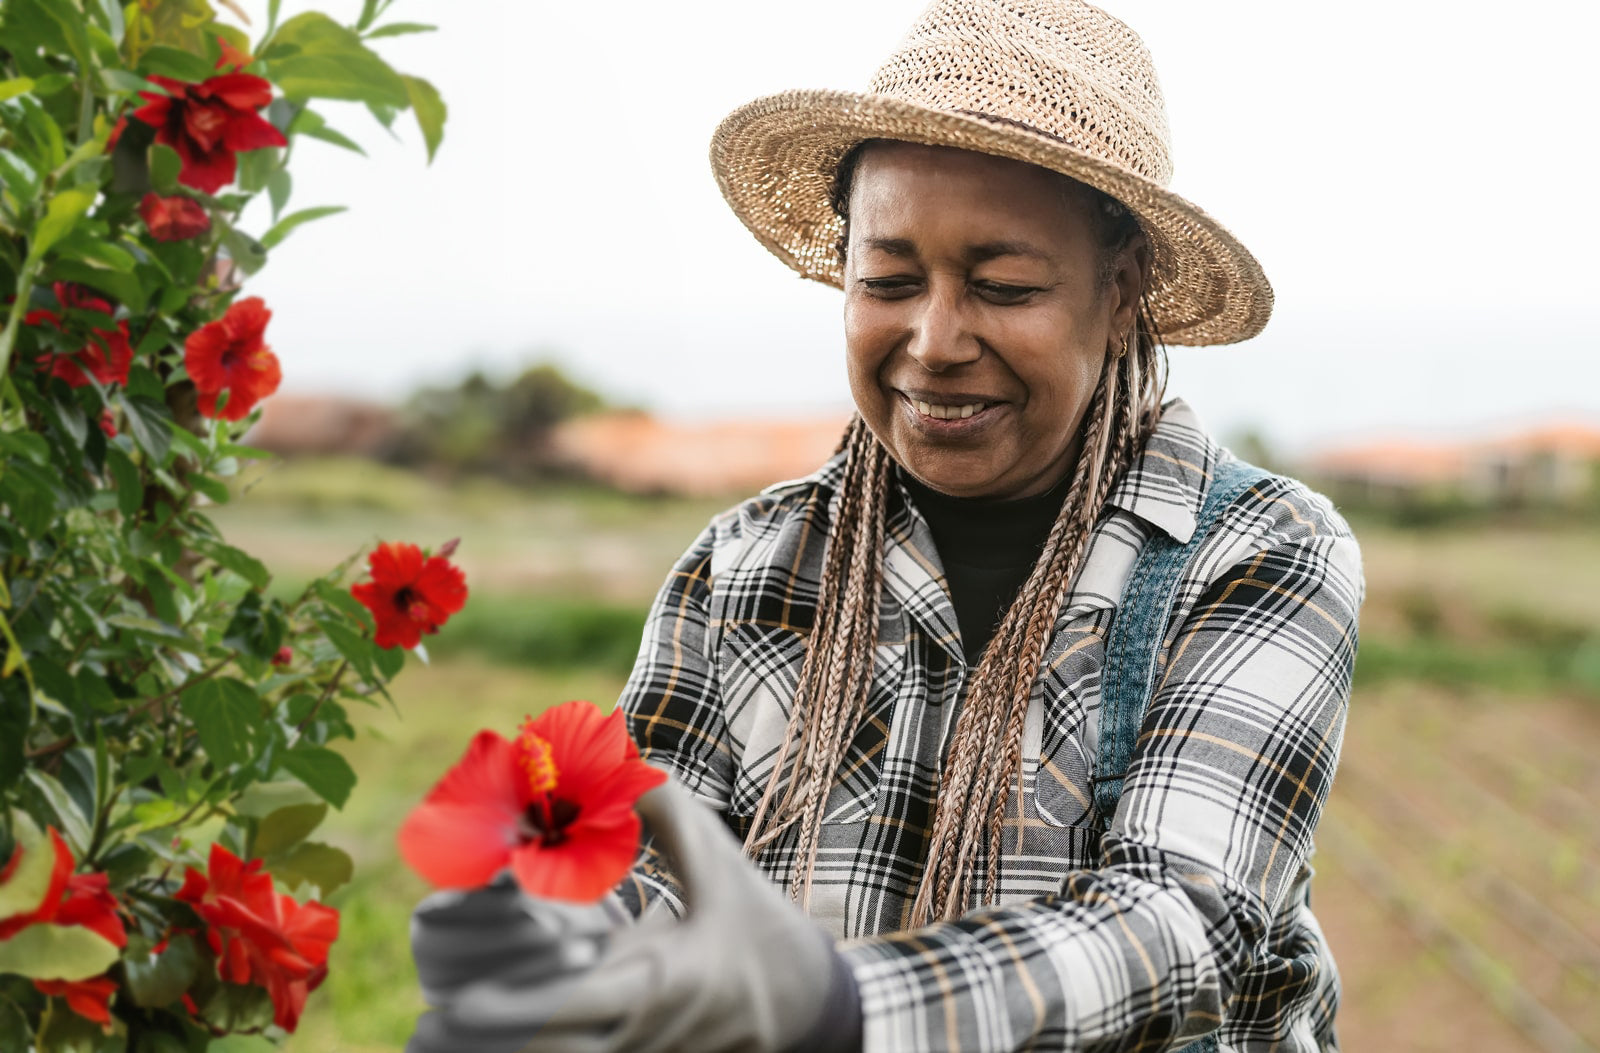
[1104,397,1218,544]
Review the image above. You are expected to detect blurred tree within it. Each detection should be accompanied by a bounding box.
[386,360,608,478]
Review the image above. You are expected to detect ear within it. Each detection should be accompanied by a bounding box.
[1107,235,1151,352]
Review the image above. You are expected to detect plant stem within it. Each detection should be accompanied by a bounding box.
[293,659,347,737]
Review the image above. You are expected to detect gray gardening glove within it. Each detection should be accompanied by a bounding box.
[406,872,620,1053]
[435,778,861,1053]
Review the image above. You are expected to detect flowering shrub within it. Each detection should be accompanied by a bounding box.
[0,1,455,1048]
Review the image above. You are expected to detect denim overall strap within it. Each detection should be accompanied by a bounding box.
[1093,457,1272,1053]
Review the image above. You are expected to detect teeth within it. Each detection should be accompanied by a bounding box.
[912,399,985,420]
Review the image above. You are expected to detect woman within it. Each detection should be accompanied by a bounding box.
[410,1,1362,1050]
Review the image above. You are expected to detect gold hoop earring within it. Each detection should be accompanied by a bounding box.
[1112,325,1134,359]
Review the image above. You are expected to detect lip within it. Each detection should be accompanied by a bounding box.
[895,391,1006,437]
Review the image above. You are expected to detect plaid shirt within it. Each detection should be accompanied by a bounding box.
[617,399,1362,1052]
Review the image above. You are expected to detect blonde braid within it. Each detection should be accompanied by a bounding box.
[743,419,892,909]
[910,318,1164,924]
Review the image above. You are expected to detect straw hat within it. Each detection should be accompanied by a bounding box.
[710,0,1272,346]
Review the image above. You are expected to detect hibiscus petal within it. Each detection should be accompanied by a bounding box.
[221,296,271,346]
[279,895,338,968]
[398,731,530,888]
[204,71,275,111]
[508,810,642,902]
[530,703,632,805]
[369,541,424,588]
[398,802,518,890]
[221,109,289,152]
[174,140,236,194]
[414,557,469,617]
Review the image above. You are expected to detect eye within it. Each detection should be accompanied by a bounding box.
[858,277,921,299]
[973,281,1042,304]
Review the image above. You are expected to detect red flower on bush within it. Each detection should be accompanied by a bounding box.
[0,826,129,1028]
[0,827,127,948]
[139,192,211,241]
[34,977,119,1028]
[398,701,666,901]
[26,283,133,389]
[129,66,286,193]
[184,296,281,421]
[176,844,339,1033]
[350,541,468,649]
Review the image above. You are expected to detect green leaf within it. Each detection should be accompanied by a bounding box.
[252,801,326,855]
[27,188,96,266]
[49,259,149,313]
[374,639,404,679]
[0,148,41,198]
[259,205,345,250]
[179,677,261,768]
[267,840,352,896]
[193,538,270,589]
[219,224,267,275]
[24,769,92,857]
[300,120,364,154]
[0,920,120,980]
[267,12,409,107]
[124,931,203,1008]
[121,394,172,464]
[0,78,35,102]
[148,142,181,193]
[233,778,320,817]
[366,21,436,39]
[266,166,291,220]
[402,74,446,163]
[54,232,138,272]
[278,745,355,809]
[0,431,50,465]
[98,69,159,95]
[105,445,143,518]
[0,811,55,917]
[317,617,377,686]
[0,1000,28,1053]
[138,44,214,82]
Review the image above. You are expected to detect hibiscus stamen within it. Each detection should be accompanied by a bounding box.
[515,721,560,796]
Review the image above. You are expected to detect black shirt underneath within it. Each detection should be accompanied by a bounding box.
[899,468,1072,665]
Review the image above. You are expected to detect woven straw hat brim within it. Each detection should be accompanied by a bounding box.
[711,89,1273,347]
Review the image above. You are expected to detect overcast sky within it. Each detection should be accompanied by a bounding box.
[230,0,1598,452]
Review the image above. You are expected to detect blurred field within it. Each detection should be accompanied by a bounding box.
[211,459,1600,1052]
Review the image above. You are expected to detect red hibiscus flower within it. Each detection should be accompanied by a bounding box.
[130,66,286,193]
[139,192,211,241]
[398,701,667,901]
[0,827,127,948]
[175,844,339,1032]
[27,283,133,389]
[184,296,281,421]
[350,541,469,650]
[1,825,129,1028]
[34,977,119,1028]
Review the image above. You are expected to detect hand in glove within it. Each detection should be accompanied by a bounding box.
[436,777,863,1053]
[406,872,620,1053]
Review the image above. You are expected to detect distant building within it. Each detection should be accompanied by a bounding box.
[1305,422,1600,507]
[246,396,399,458]
[546,411,852,496]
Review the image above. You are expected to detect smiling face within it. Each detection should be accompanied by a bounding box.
[842,142,1143,499]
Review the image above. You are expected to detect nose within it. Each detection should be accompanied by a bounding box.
[905,284,980,372]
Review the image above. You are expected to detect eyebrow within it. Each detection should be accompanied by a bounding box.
[859,237,1052,263]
